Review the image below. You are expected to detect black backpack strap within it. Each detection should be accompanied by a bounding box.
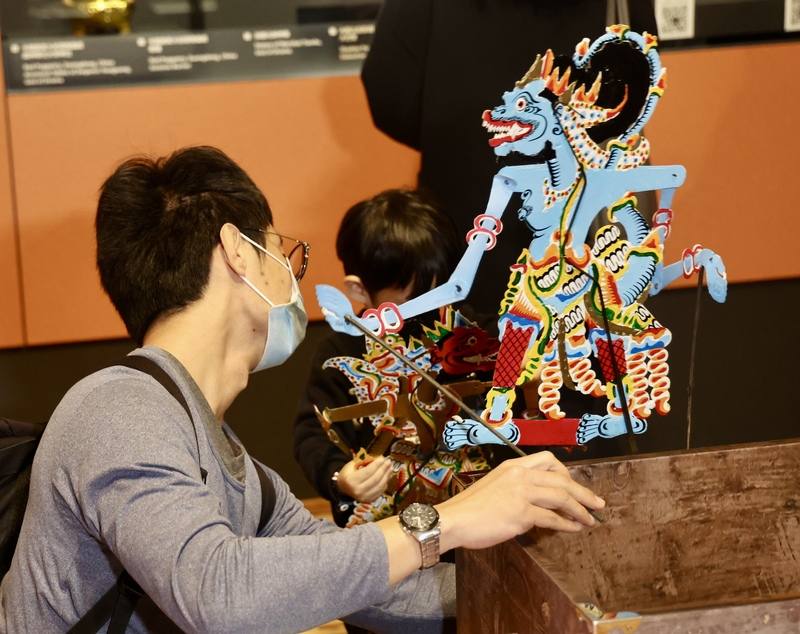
[66,583,118,634]
[71,355,202,633]
[106,572,145,634]
[254,462,276,534]
[68,571,144,634]
[71,355,276,632]
[121,354,276,529]
[116,356,207,484]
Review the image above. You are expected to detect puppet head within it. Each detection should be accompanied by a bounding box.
[482,26,665,167]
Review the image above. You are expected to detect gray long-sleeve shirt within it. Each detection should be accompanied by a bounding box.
[0,347,454,633]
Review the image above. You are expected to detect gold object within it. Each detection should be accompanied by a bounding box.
[63,1,135,35]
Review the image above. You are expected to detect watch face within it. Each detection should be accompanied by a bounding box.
[401,503,439,531]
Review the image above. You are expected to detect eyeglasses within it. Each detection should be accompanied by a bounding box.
[243,229,310,281]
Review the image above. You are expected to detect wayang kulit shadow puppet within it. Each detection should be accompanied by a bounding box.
[315,26,728,495]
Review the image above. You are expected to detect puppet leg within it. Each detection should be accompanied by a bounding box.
[627,351,653,418]
[647,347,671,415]
[538,358,565,419]
[629,324,672,417]
[563,320,604,398]
[442,317,542,449]
[576,333,647,444]
[567,356,604,397]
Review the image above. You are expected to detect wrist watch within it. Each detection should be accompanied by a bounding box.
[399,503,441,569]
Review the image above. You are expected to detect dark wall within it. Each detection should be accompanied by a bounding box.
[0,278,797,499]
[634,278,800,452]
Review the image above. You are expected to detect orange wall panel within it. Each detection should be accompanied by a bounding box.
[9,75,419,345]
[8,40,799,346]
[650,41,800,285]
[0,49,25,348]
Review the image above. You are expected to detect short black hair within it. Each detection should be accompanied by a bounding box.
[96,146,272,345]
[335,189,459,298]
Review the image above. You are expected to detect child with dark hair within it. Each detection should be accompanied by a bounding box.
[336,189,459,305]
[293,189,461,527]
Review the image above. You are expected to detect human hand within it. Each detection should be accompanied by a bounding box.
[336,457,393,503]
[436,451,605,551]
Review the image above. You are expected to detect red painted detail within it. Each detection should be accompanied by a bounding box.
[515,418,580,446]
[475,213,504,234]
[492,323,534,387]
[466,227,498,250]
[377,302,403,333]
[652,207,673,238]
[466,214,504,250]
[432,326,500,375]
[596,337,628,382]
[362,302,404,336]
[682,243,704,278]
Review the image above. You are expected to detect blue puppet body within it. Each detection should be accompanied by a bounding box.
[318,25,727,449]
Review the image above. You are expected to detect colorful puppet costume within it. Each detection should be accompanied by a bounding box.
[318,26,727,450]
[314,309,495,526]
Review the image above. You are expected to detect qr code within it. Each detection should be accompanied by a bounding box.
[655,0,695,41]
[786,0,800,32]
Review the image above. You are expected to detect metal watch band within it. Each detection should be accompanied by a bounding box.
[400,524,441,569]
[418,529,441,569]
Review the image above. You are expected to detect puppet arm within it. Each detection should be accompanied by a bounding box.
[318,173,518,336]
[613,165,686,195]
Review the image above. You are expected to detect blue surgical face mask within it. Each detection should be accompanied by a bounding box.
[238,232,308,372]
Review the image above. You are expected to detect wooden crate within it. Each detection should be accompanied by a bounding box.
[456,440,800,633]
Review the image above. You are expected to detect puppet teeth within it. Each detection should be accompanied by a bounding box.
[535,267,559,289]
[563,305,585,330]
[561,276,587,297]
[592,225,624,256]
[567,279,581,295]
[483,117,533,140]
[604,246,629,273]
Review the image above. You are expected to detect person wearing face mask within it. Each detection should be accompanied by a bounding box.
[0,147,604,634]
[237,230,308,371]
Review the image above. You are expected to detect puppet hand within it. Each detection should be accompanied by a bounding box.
[337,457,393,503]
[702,251,727,303]
[316,284,362,336]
